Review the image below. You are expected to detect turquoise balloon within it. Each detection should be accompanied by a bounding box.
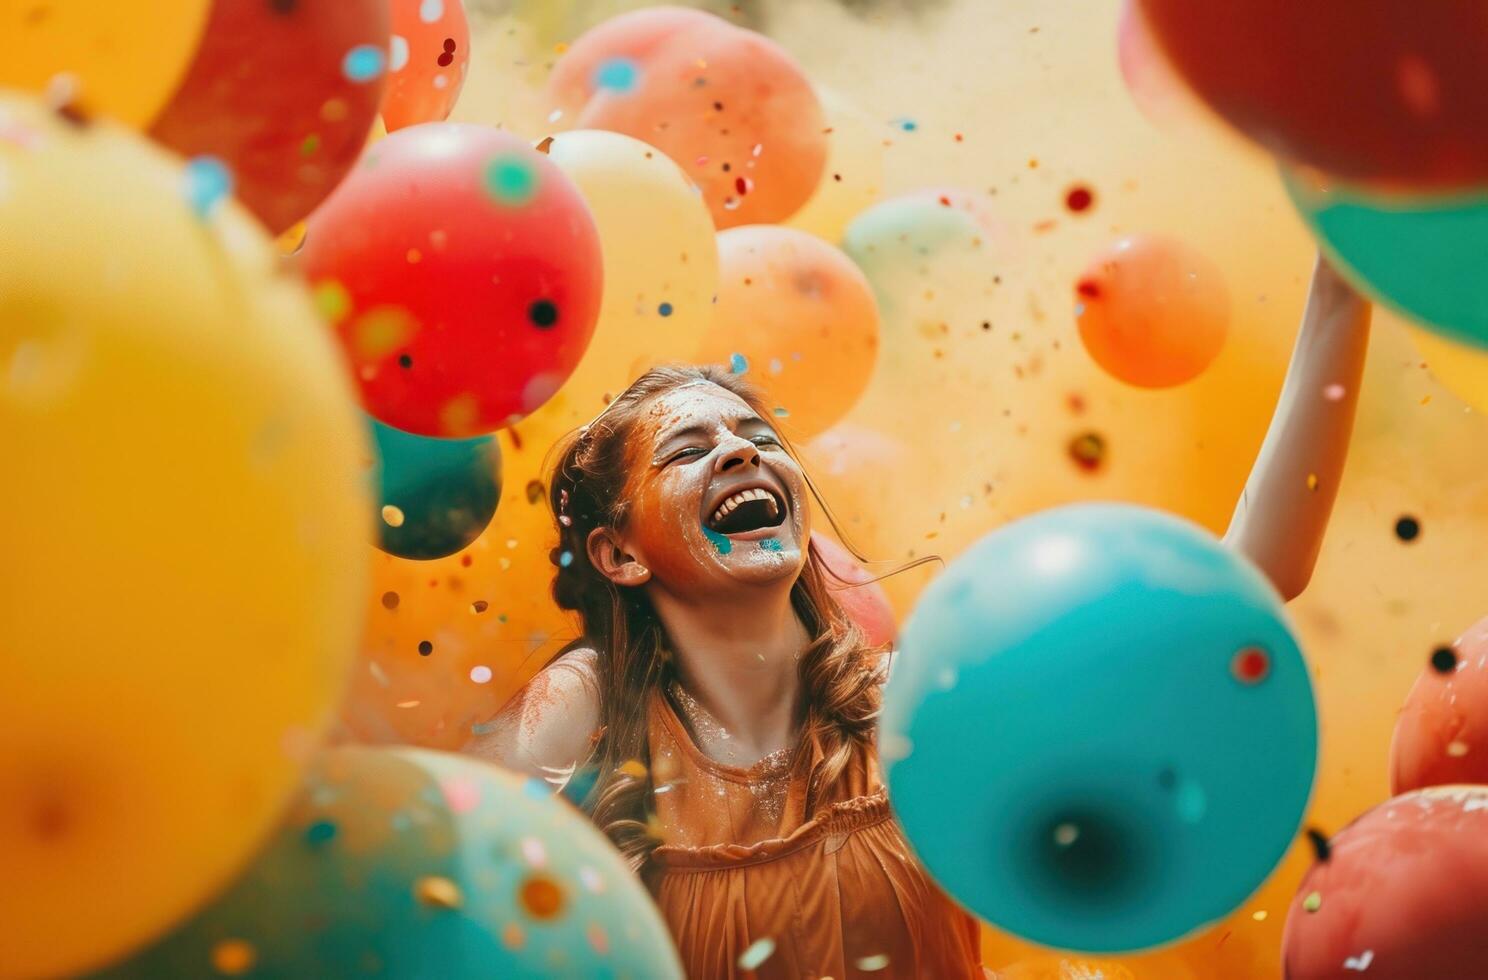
[1286,171,1488,349]
[99,748,682,979]
[881,504,1317,953]
[370,417,501,560]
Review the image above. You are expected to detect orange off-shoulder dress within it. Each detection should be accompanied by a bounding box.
[644,688,984,980]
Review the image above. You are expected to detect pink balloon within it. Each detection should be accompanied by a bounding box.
[812,532,897,649]
[1391,614,1488,794]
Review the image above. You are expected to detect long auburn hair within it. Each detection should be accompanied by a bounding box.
[546,364,885,871]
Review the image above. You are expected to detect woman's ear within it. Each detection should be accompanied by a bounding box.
[586,526,651,587]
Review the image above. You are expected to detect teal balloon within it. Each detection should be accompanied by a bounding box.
[1285,171,1488,349]
[99,748,682,979]
[371,417,501,560]
[881,504,1317,953]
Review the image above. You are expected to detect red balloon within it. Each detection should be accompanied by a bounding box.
[546,7,827,228]
[1391,615,1488,793]
[301,124,603,437]
[1281,786,1488,979]
[382,0,469,131]
[1136,0,1488,189]
[150,0,389,234]
[812,532,896,649]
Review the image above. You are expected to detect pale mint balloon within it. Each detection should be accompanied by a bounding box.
[1285,171,1488,349]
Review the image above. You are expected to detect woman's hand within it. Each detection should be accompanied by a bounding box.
[1222,254,1372,601]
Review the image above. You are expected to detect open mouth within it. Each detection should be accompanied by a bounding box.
[706,486,788,535]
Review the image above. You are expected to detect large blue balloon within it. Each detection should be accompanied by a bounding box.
[98,748,682,979]
[881,503,1317,953]
[370,417,501,560]
[1286,171,1488,349]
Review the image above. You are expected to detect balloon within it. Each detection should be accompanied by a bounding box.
[1281,786,1488,979]
[1074,235,1229,388]
[1115,1,1206,129]
[546,7,828,227]
[1285,172,1488,350]
[0,0,209,128]
[1411,328,1488,413]
[1135,0,1488,190]
[997,955,1138,980]
[800,424,911,563]
[149,0,389,235]
[301,124,604,437]
[811,532,897,649]
[99,747,683,979]
[339,464,570,750]
[1390,614,1488,793]
[371,417,501,561]
[0,94,369,978]
[383,0,470,131]
[340,131,716,747]
[276,115,387,257]
[786,86,891,243]
[526,128,720,437]
[882,504,1316,953]
[699,225,880,438]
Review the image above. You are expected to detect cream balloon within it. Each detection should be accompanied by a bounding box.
[787,86,891,243]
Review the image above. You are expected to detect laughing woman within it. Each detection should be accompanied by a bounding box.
[466,256,1371,979]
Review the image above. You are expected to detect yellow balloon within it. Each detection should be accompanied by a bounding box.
[0,0,210,127]
[1411,328,1488,413]
[0,94,369,977]
[531,129,719,435]
[787,86,891,243]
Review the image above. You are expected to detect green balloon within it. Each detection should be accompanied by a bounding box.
[370,417,501,560]
[97,748,683,979]
[1285,171,1488,349]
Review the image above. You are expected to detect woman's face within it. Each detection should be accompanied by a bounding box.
[617,382,809,597]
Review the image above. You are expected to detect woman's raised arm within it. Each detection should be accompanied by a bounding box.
[1222,254,1372,601]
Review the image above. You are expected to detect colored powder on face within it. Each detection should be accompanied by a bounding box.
[759,538,782,552]
[702,525,733,555]
[485,155,538,205]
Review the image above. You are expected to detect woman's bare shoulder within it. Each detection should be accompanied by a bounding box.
[464,642,603,780]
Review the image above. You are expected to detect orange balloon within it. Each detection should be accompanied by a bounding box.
[546,7,827,228]
[382,0,470,131]
[699,225,880,438]
[996,954,1139,980]
[1074,235,1229,388]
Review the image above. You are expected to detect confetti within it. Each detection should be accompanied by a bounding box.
[1303,891,1323,913]
[1431,645,1458,673]
[856,954,891,971]
[485,156,538,206]
[658,301,674,317]
[1067,431,1106,472]
[342,45,387,83]
[381,591,400,610]
[471,599,489,614]
[418,640,434,656]
[1231,647,1271,684]
[415,875,463,909]
[519,874,566,919]
[182,156,233,217]
[304,819,338,847]
[381,504,406,527]
[389,35,410,72]
[1394,515,1421,542]
[470,665,493,684]
[211,939,257,976]
[738,938,776,970]
[595,56,641,93]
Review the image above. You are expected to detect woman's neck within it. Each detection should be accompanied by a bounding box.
[651,584,806,766]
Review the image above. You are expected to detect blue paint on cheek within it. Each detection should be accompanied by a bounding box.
[759,538,782,552]
[703,525,733,555]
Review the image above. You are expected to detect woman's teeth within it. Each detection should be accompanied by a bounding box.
[710,487,780,526]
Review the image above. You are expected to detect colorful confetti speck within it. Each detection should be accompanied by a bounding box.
[729,352,749,374]
[470,664,493,683]
[211,939,257,976]
[419,0,444,22]
[485,155,538,205]
[342,45,387,83]
[182,156,232,217]
[304,819,337,846]
[658,301,674,317]
[414,875,463,909]
[594,56,641,93]
[739,937,776,970]
[518,874,566,920]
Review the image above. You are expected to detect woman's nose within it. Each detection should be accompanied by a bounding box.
[716,438,761,473]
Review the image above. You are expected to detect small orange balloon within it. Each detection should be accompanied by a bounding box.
[699,226,880,438]
[1391,614,1488,794]
[1074,235,1229,388]
[546,7,827,228]
[383,0,470,131]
